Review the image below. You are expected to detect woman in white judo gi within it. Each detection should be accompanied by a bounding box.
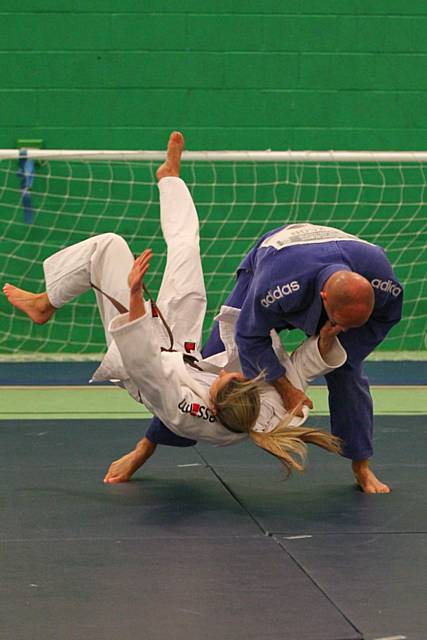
[3,132,344,484]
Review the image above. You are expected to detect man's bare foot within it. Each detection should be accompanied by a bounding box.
[104,451,142,484]
[3,284,56,324]
[352,459,391,494]
[156,131,184,181]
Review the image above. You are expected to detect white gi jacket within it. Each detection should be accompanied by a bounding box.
[92,303,346,447]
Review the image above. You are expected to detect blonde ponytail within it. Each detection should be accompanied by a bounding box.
[215,379,342,477]
[250,406,341,477]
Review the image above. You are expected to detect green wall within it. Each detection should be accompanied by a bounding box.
[2,1,427,151]
[1,2,426,356]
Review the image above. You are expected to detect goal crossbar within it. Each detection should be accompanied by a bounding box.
[2,149,427,162]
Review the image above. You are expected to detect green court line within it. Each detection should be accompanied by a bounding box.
[1,385,426,420]
[2,387,151,420]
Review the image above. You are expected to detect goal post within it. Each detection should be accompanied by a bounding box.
[0,149,426,360]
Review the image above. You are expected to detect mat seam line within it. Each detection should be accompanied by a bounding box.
[195,444,365,639]
[273,534,364,639]
[194,446,270,537]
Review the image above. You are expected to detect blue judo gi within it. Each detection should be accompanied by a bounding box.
[146,224,403,460]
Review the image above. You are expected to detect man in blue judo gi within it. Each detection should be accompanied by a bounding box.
[145,217,402,494]
[201,222,403,493]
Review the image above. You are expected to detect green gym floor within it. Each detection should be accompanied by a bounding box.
[1,383,425,420]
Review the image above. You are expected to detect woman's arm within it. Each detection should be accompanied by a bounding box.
[110,249,182,419]
[128,249,152,322]
[288,321,347,392]
[109,250,193,429]
[318,319,343,361]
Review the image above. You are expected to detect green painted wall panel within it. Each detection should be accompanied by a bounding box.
[185,90,269,127]
[3,1,427,17]
[412,18,427,50]
[301,0,427,15]
[111,14,188,50]
[187,15,264,51]
[300,1,360,14]
[0,91,38,125]
[337,17,414,53]
[299,54,377,90]
[356,0,427,15]
[108,53,225,88]
[71,1,304,14]
[37,91,113,127]
[0,13,111,50]
[0,53,111,89]
[375,55,427,90]
[109,90,190,126]
[264,16,337,51]
[225,53,298,88]
[1,2,77,11]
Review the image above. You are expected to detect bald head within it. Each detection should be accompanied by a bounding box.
[321,271,374,329]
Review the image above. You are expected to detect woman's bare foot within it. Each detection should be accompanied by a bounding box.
[3,284,56,324]
[156,131,184,182]
[352,459,391,494]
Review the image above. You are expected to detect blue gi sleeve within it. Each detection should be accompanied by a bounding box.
[234,277,288,381]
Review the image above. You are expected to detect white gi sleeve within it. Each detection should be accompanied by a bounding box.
[252,335,347,433]
[290,336,347,388]
[108,311,182,420]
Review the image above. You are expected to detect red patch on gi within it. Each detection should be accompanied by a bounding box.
[190,403,200,416]
[184,341,196,353]
[151,302,159,317]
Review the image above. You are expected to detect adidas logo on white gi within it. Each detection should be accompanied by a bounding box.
[371,278,402,298]
[260,281,300,308]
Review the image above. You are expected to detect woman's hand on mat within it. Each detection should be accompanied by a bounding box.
[104,438,157,484]
[128,249,152,294]
[104,451,142,483]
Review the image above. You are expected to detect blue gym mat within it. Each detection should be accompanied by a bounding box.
[1,416,426,639]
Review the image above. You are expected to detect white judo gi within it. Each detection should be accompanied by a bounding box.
[43,177,347,447]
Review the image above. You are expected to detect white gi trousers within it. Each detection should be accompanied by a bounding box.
[43,178,205,357]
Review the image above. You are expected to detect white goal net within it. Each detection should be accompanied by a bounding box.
[0,149,426,359]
